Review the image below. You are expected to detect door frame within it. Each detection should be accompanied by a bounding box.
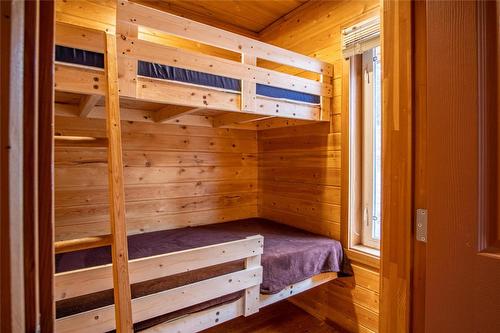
[1,1,27,329]
[0,0,55,330]
[379,0,413,332]
[381,1,500,332]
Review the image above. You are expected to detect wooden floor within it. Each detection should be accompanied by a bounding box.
[202,301,344,333]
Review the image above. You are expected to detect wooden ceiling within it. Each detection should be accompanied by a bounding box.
[138,0,309,35]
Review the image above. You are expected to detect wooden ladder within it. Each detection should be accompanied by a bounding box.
[54,33,133,332]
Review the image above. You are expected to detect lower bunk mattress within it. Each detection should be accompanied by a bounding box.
[56,218,349,331]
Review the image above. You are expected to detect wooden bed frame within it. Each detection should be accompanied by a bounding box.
[54,0,333,129]
[55,233,337,333]
[53,1,337,332]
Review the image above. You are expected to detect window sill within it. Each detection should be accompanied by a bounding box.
[346,245,380,269]
[351,244,380,257]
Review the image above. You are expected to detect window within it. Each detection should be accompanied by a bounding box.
[360,46,381,249]
[342,17,381,254]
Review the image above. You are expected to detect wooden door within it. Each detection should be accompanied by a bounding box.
[425,0,500,332]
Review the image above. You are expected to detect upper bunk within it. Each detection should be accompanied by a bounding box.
[54,0,334,130]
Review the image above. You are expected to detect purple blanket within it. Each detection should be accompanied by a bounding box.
[56,219,349,294]
[56,218,347,294]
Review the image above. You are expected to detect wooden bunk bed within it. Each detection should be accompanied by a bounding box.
[54,0,333,129]
[53,1,342,332]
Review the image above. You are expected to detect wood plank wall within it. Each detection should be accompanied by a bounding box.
[54,1,380,331]
[54,117,258,240]
[53,0,259,241]
[258,1,380,332]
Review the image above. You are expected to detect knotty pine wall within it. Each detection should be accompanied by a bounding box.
[52,0,260,242]
[258,1,380,332]
[54,117,258,241]
[55,0,380,331]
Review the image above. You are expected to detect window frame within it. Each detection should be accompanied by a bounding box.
[341,47,382,260]
[362,46,382,249]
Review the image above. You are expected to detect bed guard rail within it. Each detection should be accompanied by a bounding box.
[54,0,334,123]
[55,235,264,332]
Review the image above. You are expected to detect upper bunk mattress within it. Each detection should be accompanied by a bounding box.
[55,45,321,104]
[56,218,348,294]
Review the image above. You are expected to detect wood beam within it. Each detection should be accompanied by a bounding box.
[55,21,105,52]
[243,254,261,316]
[54,135,108,148]
[241,54,257,112]
[138,299,244,333]
[118,0,333,76]
[254,117,312,130]
[116,21,138,98]
[54,63,105,96]
[54,103,260,130]
[320,75,333,124]
[54,235,112,254]
[134,0,259,38]
[78,94,100,117]
[261,272,337,308]
[103,32,133,332]
[213,113,273,128]
[153,105,203,123]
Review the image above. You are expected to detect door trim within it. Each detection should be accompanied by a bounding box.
[379,1,413,332]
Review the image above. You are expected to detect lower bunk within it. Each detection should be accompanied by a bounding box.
[55,219,348,332]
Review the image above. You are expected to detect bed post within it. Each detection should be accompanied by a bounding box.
[320,73,333,125]
[104,32,133,332]
[243,236,262,316]
[241,54,257,112]
[116,1,138,99]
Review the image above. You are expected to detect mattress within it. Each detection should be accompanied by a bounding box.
[55,45,321,104]
[56,218,348,331]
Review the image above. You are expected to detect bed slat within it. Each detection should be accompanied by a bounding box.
[118,37,332,97]
[141,298,244,333]
[259,272,338,308]
[54,63,105,95]
[55,21,105,53]
[117,0,333,76]
[55,235,264,301]
[55,266,263,333]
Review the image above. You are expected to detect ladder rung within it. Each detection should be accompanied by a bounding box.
[54,135,108,147]
[55,235,112,254]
